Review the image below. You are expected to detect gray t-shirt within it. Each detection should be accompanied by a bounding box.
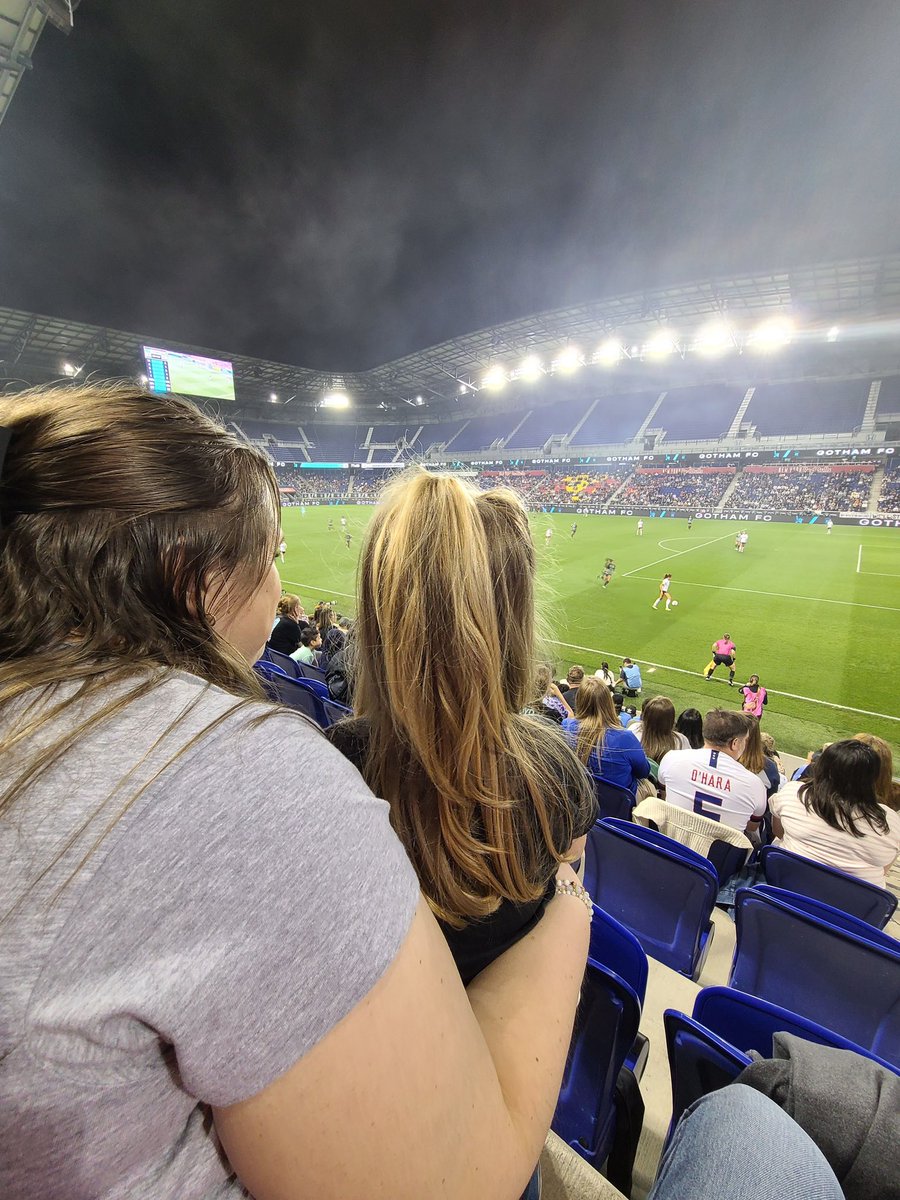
[0,671,419,1199]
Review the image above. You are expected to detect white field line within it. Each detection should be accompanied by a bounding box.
[622,574,900,614]
[280,578,899,722]
[547,638,900,724]
[859,571,900,578]
[857,543,863,574]
[621,532,734,577]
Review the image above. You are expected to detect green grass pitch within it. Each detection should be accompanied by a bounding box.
[277,506,900,762]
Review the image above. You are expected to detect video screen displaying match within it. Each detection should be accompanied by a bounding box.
[142,345,236,401]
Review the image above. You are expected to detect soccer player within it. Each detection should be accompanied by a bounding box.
[570,521,578,538]
[704,633,737,685]
[340,516,347,530]
[825,518,833,535]
[345,532,352,549]
[278,538,287,564]
[687,515,694,530]
[651,573,673,610]
[738,530,749,553]
[636,518,644,537]
[327,517,334,531]
[544,527,553,544]
[601,558,616,588]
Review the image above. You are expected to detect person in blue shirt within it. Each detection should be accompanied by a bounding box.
[619,658,642,696]
[563,678,652,794]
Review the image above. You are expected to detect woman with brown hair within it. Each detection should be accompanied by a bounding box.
[738,715,781,799]
[771,740,900,886]
[327,468,596,984]
[0,387,593,1200]
[629,695,690,765]
[562,675,652,795]
[267,592,306,655]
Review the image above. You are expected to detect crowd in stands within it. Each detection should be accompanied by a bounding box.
[726,464,874,512]
[2,384,897,1200]
[478,468,628,505]
[274,466,396,502]
[618,467,736,508]
[877,460,900,512]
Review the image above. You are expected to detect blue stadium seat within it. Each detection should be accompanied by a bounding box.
[254,664,322,724]
[731,886,900,1066]
[589,905,650,1079]
[692,986,900,1077]
[663,1010,751,1139]
[585,819,718,979]
[759,844,898,929]
[296,660,327,685]
[552,960,643,1191]
[751,884,900,953]
[266,648,302,678]
[589,773,635,821]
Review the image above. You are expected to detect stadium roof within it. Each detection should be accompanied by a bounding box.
[2,253,900,419]
[0,1,80,128]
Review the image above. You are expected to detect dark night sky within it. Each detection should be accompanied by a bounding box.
[1,0,899,370]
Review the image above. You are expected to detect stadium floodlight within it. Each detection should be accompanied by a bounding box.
[481,364,508,392]
[321,390,351,408]
[593,338,624,366]
[747,316,793,351]
[644,329,678,359]
[269,392,279,402]
[459,382,469,394]
[826,325,840,342]
[517,354,544,381]
[415,396,425,406]
[138,373,149,385]
[61,361,79,377]
[551,346,583,375]
[694,319,734,357]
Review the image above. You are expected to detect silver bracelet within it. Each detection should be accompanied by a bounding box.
[555,878,593,914]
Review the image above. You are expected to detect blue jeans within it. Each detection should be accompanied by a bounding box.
[649,1085,843,1200]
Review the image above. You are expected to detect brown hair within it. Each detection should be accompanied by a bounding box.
[572,676,620,769]
[352,468,593,926]
[635,696,679,765]
[853,733,894,808]
[738,716,765,775]
[0,383,280,879]
[703,709,749,748]
[277,594,301,617]
[566,665,585,685]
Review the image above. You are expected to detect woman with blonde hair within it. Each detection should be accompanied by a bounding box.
[562,676,651,795]
[0,388,594,1200]
[853,733,895,809]
[629,695,690,765]
[267,591,305,655]
[327,468,596,984]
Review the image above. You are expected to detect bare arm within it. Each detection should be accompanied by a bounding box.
[548,682,574,718]
[215,874,590,1200]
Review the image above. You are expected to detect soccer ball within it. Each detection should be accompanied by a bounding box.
[670,600,679,607]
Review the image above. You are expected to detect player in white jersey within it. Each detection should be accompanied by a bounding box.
[825,518,833,535]
[738,530,749,553]
[545,527,553,544]
[636,518,644,536]
[652,573,673,611]
[278,539,287,564]
[340,516,347,530]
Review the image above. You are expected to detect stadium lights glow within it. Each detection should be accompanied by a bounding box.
[138,373,148,385]
[482,364,508,392]
[551,346,583,374]
[517,354,544,381]
[593,338,624,366]
[644,329,679,359]
[827,326,840,342]
[747,316,793,351]
[459,382,469,394]
[415,396,424,406]
[321,390,351,409]
[61,361,80,377]
[694,320,734,357]
[269,392,279,402]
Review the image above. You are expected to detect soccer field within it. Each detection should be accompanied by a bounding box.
[277,506,900,761]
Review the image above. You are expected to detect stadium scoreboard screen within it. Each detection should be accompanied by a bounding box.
[142,346,236,402]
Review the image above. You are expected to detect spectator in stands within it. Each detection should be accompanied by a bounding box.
[760,731,786,786]
[0,386,599,1200]
[629,696,691,766]
[533,662,574,723]
[267,593,305,655]
[791,746,826,782]
[853,732,895,810]
[675,707,704,749]
[316,603,345,665]
[291,624,322,664]
[560,664,585,709]
[563,677,652,794]
[658,710,767,833]
[771,740,900,886]
[594,661,616,690]
[739,717,781,800]
[618,657,642,696]
[326,468,596,986]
